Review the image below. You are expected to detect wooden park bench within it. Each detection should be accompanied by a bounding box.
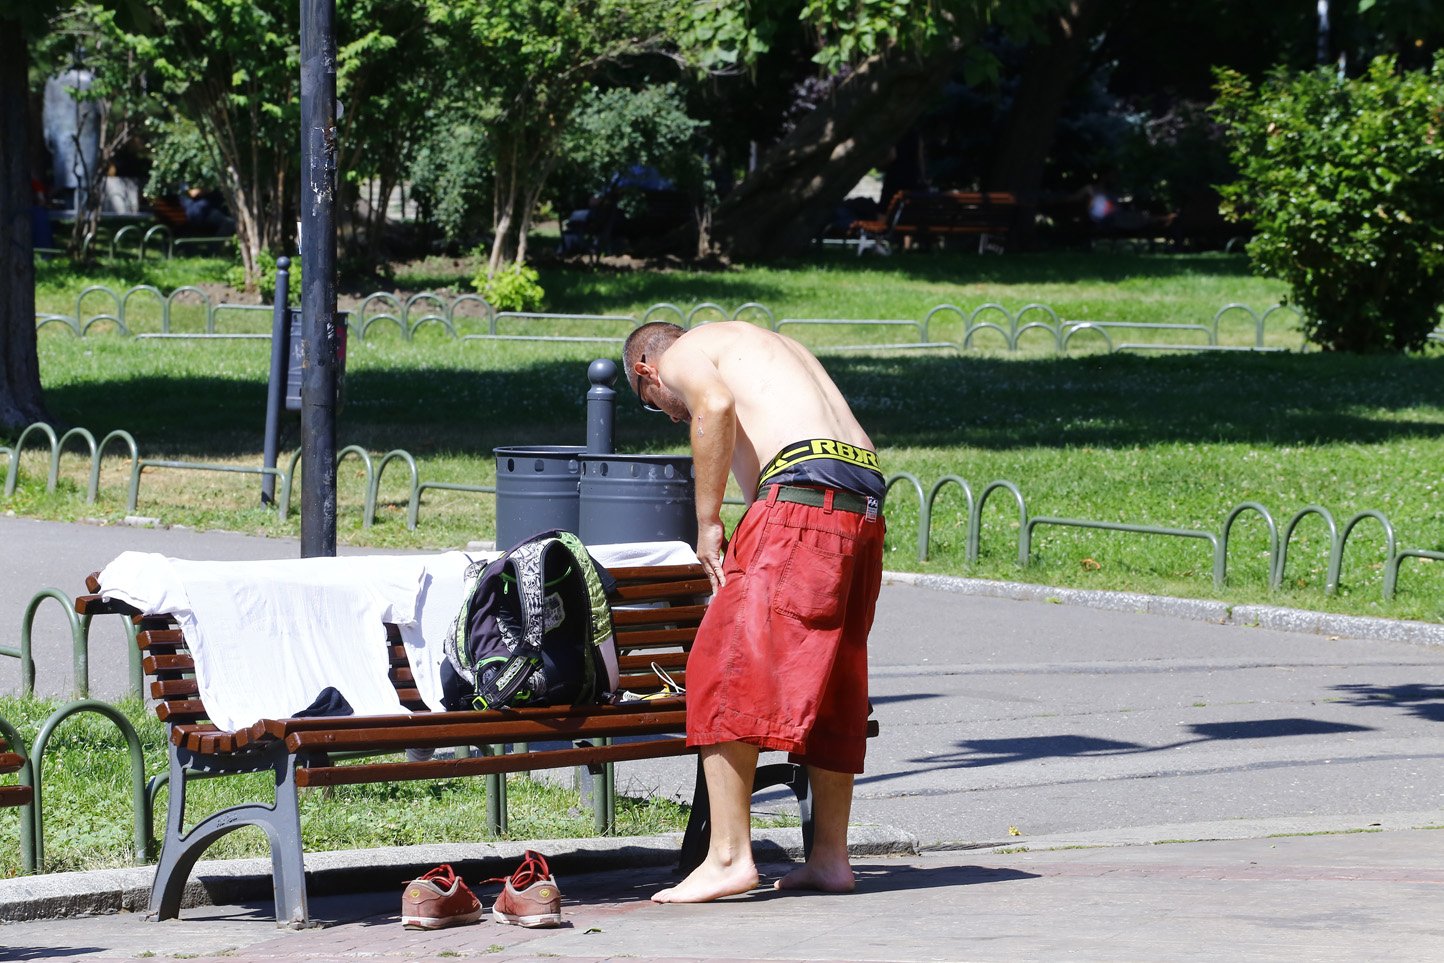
[850,190,1017,254]
[0,733,31,808]
[76,561,875,926]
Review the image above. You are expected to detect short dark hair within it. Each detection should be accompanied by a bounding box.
[622,321,684,396]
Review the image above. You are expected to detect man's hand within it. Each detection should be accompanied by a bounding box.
[696,519,728,594]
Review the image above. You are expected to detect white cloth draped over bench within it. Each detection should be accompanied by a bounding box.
[97,541,697,731]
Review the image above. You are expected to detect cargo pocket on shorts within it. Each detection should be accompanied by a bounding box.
[772,530,855,628]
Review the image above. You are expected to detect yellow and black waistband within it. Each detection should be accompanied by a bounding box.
[756,439,885,503]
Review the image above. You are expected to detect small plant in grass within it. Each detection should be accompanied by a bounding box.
[1213,56,1444,353]
[471,259,545,313]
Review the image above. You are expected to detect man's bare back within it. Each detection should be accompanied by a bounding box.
[651,323,872,497]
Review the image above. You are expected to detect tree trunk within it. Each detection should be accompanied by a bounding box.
[709,47,961,261]
[0,21,49,433]
[985,0,1104,246]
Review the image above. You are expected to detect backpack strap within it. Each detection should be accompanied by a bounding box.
[472,537,551,710]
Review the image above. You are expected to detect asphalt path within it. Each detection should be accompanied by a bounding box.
[3,514,1442,851]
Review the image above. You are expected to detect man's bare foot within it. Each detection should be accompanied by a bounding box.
[774,860,855,893]
[651,859,760,903]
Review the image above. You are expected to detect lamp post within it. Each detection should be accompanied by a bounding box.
[299,0,339,558]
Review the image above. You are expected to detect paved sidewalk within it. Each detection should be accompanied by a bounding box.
[5,516,1444,960]
[3,827,1442,961]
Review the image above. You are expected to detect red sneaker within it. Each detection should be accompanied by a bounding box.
[401,864,484,929]
[488,850,563,928]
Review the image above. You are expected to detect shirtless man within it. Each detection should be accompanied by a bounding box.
[623,320,886,903]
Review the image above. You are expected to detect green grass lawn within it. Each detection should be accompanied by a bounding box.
[0,696,695,877]
[13,249,1444,628]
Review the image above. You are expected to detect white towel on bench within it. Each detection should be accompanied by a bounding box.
[98,541,697,731]
[100,551,479,730]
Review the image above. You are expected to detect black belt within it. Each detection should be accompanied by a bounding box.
[769,484,876,517]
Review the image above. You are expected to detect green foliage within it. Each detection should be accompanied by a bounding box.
[1214,56,1444,353]
[470,261,545,312]
[407,113,495,246]
[223,250,300,302]
[551,84,709,211]
[685,0,1057,74]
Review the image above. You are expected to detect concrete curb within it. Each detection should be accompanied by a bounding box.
[0,824,918,924]
[882,571,1444,646]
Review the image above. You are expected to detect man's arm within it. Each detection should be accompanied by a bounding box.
[659,344,736,592]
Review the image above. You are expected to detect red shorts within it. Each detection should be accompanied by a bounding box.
[685,487,885,774]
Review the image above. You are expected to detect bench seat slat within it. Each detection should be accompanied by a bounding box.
[0,752,25,772]
[286,708,687,754]
[0,785,34,807]
[296,735,692,788]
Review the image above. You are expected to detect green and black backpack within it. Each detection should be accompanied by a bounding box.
[441,530,618,711]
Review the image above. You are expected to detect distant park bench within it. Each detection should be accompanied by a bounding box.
[850,190,1017,255]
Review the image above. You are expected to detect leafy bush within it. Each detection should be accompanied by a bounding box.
[224,249,300,302]
[1213,56,1444,352]
[471,261,545,313]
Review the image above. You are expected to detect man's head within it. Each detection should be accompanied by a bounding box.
[623,321,685,415]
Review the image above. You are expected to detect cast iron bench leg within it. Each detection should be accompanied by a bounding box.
[148,743,310,928]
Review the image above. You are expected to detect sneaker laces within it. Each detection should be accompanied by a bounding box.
[485,850,552,889]
[415,863,460,889]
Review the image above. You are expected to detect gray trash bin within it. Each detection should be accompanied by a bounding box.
[494,445,585,547]
[578,453,696,546]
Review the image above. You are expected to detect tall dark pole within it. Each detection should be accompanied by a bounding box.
[299,0,338,557]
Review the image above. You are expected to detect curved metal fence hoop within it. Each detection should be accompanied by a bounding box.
[278,448,305,521]
[371,449,421,529]
[333,445,378,527]
[358,312,407,341]
[1061,322,1114,354]
[89,430,140,504]
[971,480,1028,566]
[1259,304,1305,348]
[81,314,130,337]
[20,588,90,698]
[1212,303,1261,347]
[446,293,494,332]
[53,427,98,493]
[641,303,685,325]
[141,224,175,261]
[1219,502,1279,588]
[408,314,457,340]
[403,292,449,339]
[6,423,58,497]
[923,475,976,563]
[30,700,151,872]
[119,285,166,334]
[1332,510,1397,597]
[1385,549,1444,600]
[1275,506,1339,591]
[921,303,968,345]
[732,302,776,327]
[110,224,144,260]
[685,302,731,328]
[0,714,36,873]
[164,286,214,336]
[883,472,926,562]
[966,303,1017,349]
[36,314,81,336]
[1014,303,1064,352]
[75,285,122,330]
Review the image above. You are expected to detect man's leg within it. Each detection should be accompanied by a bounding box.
[775,765,855,892]
[652,741,761,902]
